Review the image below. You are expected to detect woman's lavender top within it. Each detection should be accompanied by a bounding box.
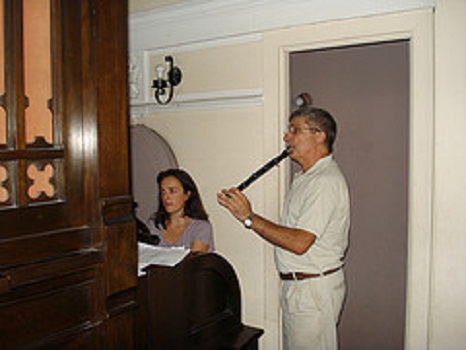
[147,218,215,252]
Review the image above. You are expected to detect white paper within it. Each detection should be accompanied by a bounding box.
[138,243,190,276]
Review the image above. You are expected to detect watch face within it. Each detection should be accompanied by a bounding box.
[244,218,253,228]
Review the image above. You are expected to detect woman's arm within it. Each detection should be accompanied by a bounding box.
[190,240,210,252]
[188,219,214,252]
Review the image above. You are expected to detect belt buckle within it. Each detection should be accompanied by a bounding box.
[291,272,297,280]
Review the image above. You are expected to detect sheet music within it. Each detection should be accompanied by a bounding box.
[138,243,190,276]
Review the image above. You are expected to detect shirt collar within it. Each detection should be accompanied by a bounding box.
[299,154,333,177]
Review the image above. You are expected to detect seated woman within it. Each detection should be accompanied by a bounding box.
[147,168,214,253]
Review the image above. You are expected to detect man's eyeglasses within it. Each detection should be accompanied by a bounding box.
[285,125,322,135]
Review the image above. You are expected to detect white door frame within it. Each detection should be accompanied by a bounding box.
[263,9,434,349]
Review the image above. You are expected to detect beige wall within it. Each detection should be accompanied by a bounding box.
[136,40,278,341]
[130,1,466,348]
[149,42,262,94]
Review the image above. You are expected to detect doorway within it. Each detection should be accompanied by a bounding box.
[290,40,409,349]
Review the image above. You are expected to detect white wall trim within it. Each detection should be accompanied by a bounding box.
[129,88,263,119]
[129,0,435,115]
[129,1,435,116]
[129,0,435,52]
[145,33,264,56]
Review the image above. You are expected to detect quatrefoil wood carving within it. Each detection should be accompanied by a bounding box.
[27,163,55,199]
[0,166,9,203]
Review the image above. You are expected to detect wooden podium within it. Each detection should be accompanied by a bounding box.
[135,252,264,349]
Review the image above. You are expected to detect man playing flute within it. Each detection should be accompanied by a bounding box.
[217,106,350,350]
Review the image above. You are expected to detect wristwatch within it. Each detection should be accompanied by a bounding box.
[243,213,254,229]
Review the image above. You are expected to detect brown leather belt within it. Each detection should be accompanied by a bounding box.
[279,266,342,280]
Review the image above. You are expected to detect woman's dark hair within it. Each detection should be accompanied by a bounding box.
[152,168,209,229]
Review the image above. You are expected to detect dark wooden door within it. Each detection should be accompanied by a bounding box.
[0,1,136,348]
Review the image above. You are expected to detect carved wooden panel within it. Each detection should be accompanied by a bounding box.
[0,0,135,348]
[0,0,64,210]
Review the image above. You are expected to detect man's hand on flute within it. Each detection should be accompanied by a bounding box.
[217,188,252,222]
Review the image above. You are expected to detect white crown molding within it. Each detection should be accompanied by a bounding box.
[129,0,435,52]
[128,0,435,114]
[129,88,263,119]
[145,32,263,56]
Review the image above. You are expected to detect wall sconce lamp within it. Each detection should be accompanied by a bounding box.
[151,55,182,105]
